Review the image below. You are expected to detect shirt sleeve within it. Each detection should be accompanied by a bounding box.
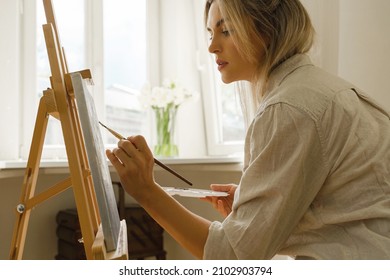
[203,103,330,259]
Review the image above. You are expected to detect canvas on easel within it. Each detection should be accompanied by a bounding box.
[71,72,123,254]
[9,0,127,260]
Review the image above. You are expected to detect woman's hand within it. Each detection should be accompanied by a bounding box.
[105,135,157,202]
[201,184,237,218]
[106,135,211,259]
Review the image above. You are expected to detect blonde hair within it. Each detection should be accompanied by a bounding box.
[205,0,315,125]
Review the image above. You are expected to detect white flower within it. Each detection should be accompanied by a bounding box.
[139,79,196,109]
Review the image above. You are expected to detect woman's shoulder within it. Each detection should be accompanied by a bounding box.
[260,62,356,120]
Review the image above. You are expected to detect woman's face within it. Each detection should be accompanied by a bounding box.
[206,2,259,83]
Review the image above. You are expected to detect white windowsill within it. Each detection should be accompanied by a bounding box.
[0,154,243,169]
[0,155,244,179]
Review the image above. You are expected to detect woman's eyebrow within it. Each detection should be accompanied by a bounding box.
[207,18,225,32]
[216,18,225,27]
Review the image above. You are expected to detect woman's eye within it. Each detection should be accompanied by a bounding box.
[207,31,213,40]
[222,30,230,36]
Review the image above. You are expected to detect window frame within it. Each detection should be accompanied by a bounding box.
[199,52,245,156]
[193,0,244,156]
[19,0,159,160]
[18,0,244,161]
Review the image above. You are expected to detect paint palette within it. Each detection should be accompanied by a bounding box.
[163,187,229,198]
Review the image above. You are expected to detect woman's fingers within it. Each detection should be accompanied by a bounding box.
[106,149,124,170]
[115,136,154,166]
[217,200,227,217]
[118,139,139,159]
[128,135,153,157]
[106,135,156,199]
[210,184,231,192]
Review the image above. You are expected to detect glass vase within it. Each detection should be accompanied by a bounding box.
[153,104,179,157]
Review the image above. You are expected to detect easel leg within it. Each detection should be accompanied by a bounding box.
[9,98,49,260]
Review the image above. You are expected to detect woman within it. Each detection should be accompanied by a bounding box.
[106,0,390,259]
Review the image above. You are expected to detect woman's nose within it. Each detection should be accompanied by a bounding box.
[208,37,221,54]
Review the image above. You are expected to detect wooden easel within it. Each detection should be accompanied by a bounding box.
[9,0,127,260]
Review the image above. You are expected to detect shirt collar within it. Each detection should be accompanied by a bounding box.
[266,54,314,95]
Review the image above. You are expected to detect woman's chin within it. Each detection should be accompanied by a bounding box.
[220,75,235,84]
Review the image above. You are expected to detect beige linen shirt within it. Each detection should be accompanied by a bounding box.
[203,54,390,259]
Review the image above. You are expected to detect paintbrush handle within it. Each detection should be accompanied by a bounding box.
[99,121,193,186]
[154,158,193,186]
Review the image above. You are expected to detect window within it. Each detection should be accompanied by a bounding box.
[20,0,153,159]
[193,1,245,156]
[201,62,245,156]
[36,0,86,148]
[212,70,245,144]
[16,0,242,162]
[103,0,148,144]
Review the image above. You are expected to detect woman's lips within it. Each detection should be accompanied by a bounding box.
[216,59,228,71]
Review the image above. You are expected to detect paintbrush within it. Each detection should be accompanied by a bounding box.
[99,121,193,186]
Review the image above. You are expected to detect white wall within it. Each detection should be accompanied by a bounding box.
[338,0,390,110]
[0,0,20,160]
[302,0,390,110]
[301,0,340,74]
